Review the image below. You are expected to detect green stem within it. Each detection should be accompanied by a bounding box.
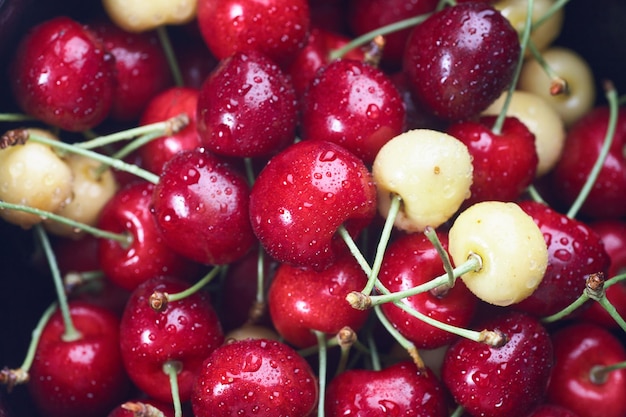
[597,296,626,334]
[329,14,431,60]
[245,158,256,186]
[424,226,454,286]
[20,302,58,372]
[314,330,328,417]
[34,225,82,342]
[26,130,160,184]
[157,26,184,87]
[366,328,381,372]
[449,404,466,417]
[526,184,548,205]
[540,292,590,323]
[338,225,373,279]
[591,361,626,384]
[373,304,423,369]
[162,361,183,417]
[166,266,223,303]
[534,0,571,29]
[0,113,37,122]
[566,82,619,219]
[0,201,130,244]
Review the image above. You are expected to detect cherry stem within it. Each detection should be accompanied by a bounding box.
[76,114,189,151]
[329,13,431,61]
[34,225,82,342]
[373,304,425,370]
[566,81,619,219]
[335,327,357,376]
[313,330,328,417]
[162,361,183,417]
[424,226,454,286]
[526,184,548,205]
[244,158,256,186]
[64,270,105,294]
[534,0,571,29]
[365,327,381,372]
[492,0,534,135]
[121,402,167,417]
[590,361,626,385]
[0,301,57,390]
[0,201,131,244]
[449,404,465,417]
[338,225,374,282]
[150,266,223,311]
[528,40,569,95]
[157,26,184,87]
[20,129,160,184]
[0,113,37,122]
[246,245,267,324]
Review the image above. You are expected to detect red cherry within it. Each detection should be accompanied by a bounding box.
[191,338,318,417]
[137,86,201,175]
[151,148,256,265]
[403,2,520,121]
[89,20,172,122]
[97,181,200,292]
[299,58,406,164]
[325,361,448,417]
[551,106,626,219]
[196,0,310,67]
[447,115,538,205]
[119,276,224,403]
[526,404,582,417]
[27,301,131,417]
[196,50,298,158]
[10,16,116,131]
[267,253,370,348]
[106,398,175,417]
[442,311,553,417]
[547,322,626,417]
[515,201,610,317]
[378,231,479,349]
[249,140,377,270]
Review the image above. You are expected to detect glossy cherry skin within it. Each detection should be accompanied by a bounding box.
[378,231,479,349]
[267,253,370,348]
[547,322,626,417]
[196,0,310,67]
[97,181,199,292]
[137,86,201,175]
[447,115,538,206]
[90,20,172,122]
[347,0,439,69]
[191,338,318,417]
[151,147,256,265]
[514,201,610,317]
[526,404,582,417]
[551,106,626,219]
[325,361,448,417]
[10,16,116,131]
[581,219,626,328]
[119,275,224,403]
[300,58,406,164]
[286,26,365,98]
[106,398,175,417]
[442,311,553,417]
[403,2,520,121]
[196,50,298,158]
[27,301,131,417]
[249,140,377,270]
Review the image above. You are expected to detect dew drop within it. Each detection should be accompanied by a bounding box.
[238,83,252,95]
[319,150,337,162]
[378,399,399,416]
[553,248,572,262]
[215,123,233,141]
[366,103,381,120]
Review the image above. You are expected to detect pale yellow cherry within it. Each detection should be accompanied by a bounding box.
[373,129,473,233]
[102,0,197,32]
[448,201,548,307]
[0,129,73,229]
[44,154,118,238]
[483,90,565,177]
[519,46,596,127]
[494,0,564,54]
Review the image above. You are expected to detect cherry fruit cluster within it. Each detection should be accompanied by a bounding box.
[1,1,626,417]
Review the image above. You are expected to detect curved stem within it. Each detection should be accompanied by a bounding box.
[590,361,626,385]
[162,361,183,417]
[20,302,58,372]
[34,225,82,342]
[424,226,454,286]
[314,330,328,417]
[166,266,223,303]
[0,113,37,122]
[338,225,373,279]
[365,327,381,372]
[157,26,184,87]
[567,82,619,219]
[373,304,424,370]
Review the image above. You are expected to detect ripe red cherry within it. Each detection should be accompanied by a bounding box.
[325,361,448,417]
[249,140,377,270]
[89,20,172,122]
[442,311,553,417]
[196,50,298,158]
[547,322,626,417]
[299,58,406,164]
[551,106,626,219]
[191,338,318,417]
[97,181,199,292]
[106,398,175,417]
[196,0,310,67]
[10,16,116,131]
[27,301,131,417]
[403,2,520,120]
[137,86,201,175]
[526,404,582,417]
[378,231,479,349]
[119,275,224,404]
[267,253,370,348]
[151,147,256,266]
[515,200,610,317]
[446,115,538,205]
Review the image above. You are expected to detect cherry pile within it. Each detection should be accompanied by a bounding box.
[1,1,626,417]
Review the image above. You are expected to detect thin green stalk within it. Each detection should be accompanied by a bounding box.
[338,225,373,279]
[19,302,58,372]
[0,113,37,122]
[424,226,454,286]
[373,304,423,369]
[166,266,223,303]
[366,328,381,372]
[526,184,548,205]
[314,330,328,417]
[157,26,184,87]
[163,361,183,417]
[534,0,571,29]
[34,225,82,342]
